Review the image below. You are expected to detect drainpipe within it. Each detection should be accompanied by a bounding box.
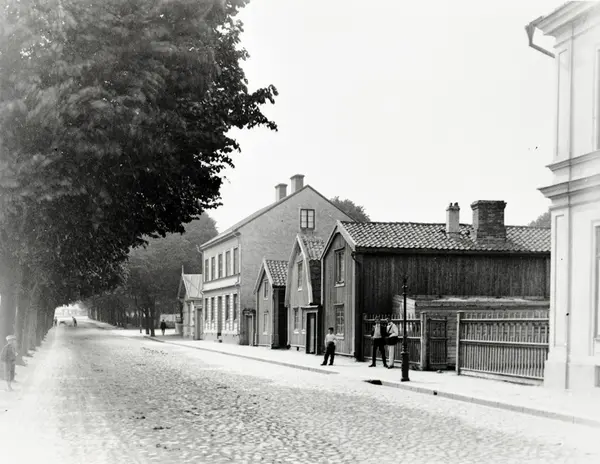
[525,17,555,59]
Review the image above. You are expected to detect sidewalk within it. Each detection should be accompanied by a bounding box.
[116,328,600,429]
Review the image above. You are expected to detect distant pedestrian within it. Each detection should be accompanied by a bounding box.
[369,316,388,368]
[385,318,399,369]
[54,317,58,327]
[321,327,337,366]
[72,317,77,327]
[160,320,167,336]
[1,335,17,391]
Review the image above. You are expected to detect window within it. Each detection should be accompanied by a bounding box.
[225,251,231,277]
[263,280,269,299]
[335,304,344,336]
[335,249,345,285]
[217,296,222,323]
[210,297,215,322]
[300,209,315,229]
[204,298,208,321]
[204,259,209,281]
[233,247,239,274]
[293,308,299,331]
[297,261,303,290]
[218,254,223,279]
[225,295,230,321]
[263,312,269,334]
[233,294,238,320]
[211,257,216,282]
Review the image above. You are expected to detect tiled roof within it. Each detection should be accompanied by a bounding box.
[299,235,325,261]
[340,222,550,253]
[265,259,288,287]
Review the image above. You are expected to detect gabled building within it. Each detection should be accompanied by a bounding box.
[527,2,600,391]
[285,234,325,354]
[253,259,288,347]
[199,174,353,345]
[321,201,551,359]
[176,269,203,339]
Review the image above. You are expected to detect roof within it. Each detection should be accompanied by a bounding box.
[200,184,352,249]
[253,258,288,294]
[298,235,325,261]
[179,274,202,300]
[531,1,599,36]
[335,221,550,253]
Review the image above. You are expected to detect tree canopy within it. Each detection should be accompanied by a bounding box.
[0,0,277,347]
[330,197,371,222]
[528,210,550,228]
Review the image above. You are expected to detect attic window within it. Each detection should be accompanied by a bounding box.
[300,209,315,229]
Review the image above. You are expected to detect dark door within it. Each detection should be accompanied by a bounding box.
[306,313,317,354]
[277,290,287,347]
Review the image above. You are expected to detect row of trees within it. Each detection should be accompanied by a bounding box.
[0,0,277,361]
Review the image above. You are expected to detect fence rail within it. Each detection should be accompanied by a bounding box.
[456,310,549,382]
[362,314,447,370]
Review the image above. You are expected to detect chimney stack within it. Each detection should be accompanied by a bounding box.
[446,202,460,236]
[275,183,287,202]
[290,174,305,193]
[471,200,507,242]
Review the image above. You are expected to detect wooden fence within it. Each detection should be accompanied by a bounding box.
[456,310,549,383]
[362,313,447,370]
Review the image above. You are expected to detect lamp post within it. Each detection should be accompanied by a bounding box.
[401,277,410,382]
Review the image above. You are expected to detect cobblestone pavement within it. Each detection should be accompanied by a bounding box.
[1,322,598,464]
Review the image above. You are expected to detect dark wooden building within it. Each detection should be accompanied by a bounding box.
[284,234,325,354]
[321,201,551,358]
[253,258,288,347]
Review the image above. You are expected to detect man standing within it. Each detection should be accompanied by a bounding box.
[369,316,388,368]
[1,335,17,391]
[321,327,337,366]
[160,320,167,336]
[385,317,399,369]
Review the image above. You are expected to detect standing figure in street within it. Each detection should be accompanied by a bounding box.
[369,316,388,367]
[72,317,77,327]
[385,317,399,369]
[54,317,58,327]
[1,335,17,391]
[321,327,337,366]
[160,320,167,336]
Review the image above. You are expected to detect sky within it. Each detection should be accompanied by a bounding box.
[208,0,565,232]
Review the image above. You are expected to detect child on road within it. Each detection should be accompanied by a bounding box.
[1,335,17,391]
[321,327,337,366]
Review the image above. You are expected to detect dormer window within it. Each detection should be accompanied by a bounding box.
[300,209,315,229]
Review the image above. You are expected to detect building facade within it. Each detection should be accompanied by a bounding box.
[528,2,600,391]
[284,235,325,354]
[176,271,203,339]
[321,201,551,359]
[254,259,287,347]
[199,174,352,344]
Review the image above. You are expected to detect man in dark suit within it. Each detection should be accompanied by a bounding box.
[369,316,388,368]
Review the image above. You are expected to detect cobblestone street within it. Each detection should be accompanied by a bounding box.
[1,320,598,464]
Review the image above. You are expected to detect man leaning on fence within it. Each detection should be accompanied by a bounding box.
[369,316,388,368]
[385,317,399,369]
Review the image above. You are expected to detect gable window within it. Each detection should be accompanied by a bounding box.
[218,254,223,279]
[233,247,239,274]
[204,259,209,281]
[297,261,304,290]
[263,280,269,299]
[263,312,269,334]
[293,308,299,331]
[225,295,230,321]
[233,294,238,321]
[335,249,345,285]
[300,209,315,229]
[211,257,216,282]
[335,304,345,336]
[225,251,231,277]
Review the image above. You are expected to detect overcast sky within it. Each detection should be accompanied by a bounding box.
[208,0,564,231]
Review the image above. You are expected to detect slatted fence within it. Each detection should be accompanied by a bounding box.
[456,310,549,383]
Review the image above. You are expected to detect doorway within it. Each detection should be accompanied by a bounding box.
[306,313,317,354]
[245,314,255,346]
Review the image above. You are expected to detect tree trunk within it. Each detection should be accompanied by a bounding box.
[0,276,17,349]
[149,298,156,337]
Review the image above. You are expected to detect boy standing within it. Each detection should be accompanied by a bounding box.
[1,335,17,391]
[321,327,337,366]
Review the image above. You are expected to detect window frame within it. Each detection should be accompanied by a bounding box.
[204,259,209,281]
[293,307,299,332]
[233,247,239,274]
[334,304,345,337]
[211,257,216,282]
[225,250,231,277]
[233,294,238,321]
[263,279,269,299]
[297,260,303,291]
[300,209,316,230]
[263,311,269,334]
[218,253,223,279]
[225,295,230,321]
[334,248,346,286]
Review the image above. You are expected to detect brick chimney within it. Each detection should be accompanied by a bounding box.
[275,183,287,202]
[446,202,460,236]
[471,200,507,242]
[290,174,305,193]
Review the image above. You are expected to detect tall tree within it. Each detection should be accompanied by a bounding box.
[528,210,551,228]
[330,197,371,222]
